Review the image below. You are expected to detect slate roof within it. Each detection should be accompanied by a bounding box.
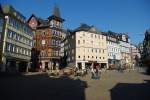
[107,31,119,37]
[1,5,26,22]
[28,5,64,27]
[73,23,102,34]
[27,14,49,27]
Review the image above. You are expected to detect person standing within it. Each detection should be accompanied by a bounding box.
[91,67,95,79]
[95,65,100,79]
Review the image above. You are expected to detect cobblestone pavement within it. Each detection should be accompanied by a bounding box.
[0,68,150,100]
[77,69,150,100]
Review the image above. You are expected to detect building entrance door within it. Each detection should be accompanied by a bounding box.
[45,62,48,70]
[77,63,82,70]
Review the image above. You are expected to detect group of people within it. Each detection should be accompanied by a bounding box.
[74,65,102,79]
[91,65,101,79]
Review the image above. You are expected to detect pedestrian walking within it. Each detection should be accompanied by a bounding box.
[95,66,100,79]
[91,67,95,79]
[39,64,42,72]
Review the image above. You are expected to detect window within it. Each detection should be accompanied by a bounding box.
[24,38,27,44]
[96,56,97,59]
[91,34,93,38]
[83,33,85,36]
[67,57,70,62]
[83,40,85,43]
[20,48,22,54]
[92,56,94,58]
[56,40,58,45]
[103,50,105,53]
[29,51,31,56]
[95,49,97,53]
[16,47,19,53]
[88,56,89,58]
[100,57,101,59]
[23,49,26,55]
[30,41,33,46]
[103,57,105,59]
[56,31,59,36]
[13,32,16,40]
[56,51,59,56]
[78,56,80,58]
[91,41,93,44]
[26,50,29,56]
[92,49,93,52]
[83,56,85,59]
[99,49,101,53]
[26,39,29,45]
[16,34,20,41]
[41,51,44,56]
[42,40,45,45]
[7,43,11,51]
[95,35,96,38]
[58,31,60,36]
[50,20,54,27]
[56,21,59,28]
[72,56,74,60]
[72,49,74,54]
[12,45,15,52]
[72,35,74,39]
[8,30,13,38]
[43,31,46,35]
[78,40,80,44]
[52,30,56,35]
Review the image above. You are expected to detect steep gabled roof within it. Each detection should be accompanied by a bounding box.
[107,30,119,38]
[2,5,26,22]
[27,14,49,27]
[74,23,91,32]
[27,14,38,23]
[73,23,103,35]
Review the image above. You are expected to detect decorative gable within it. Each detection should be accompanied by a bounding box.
[28,16,38,29]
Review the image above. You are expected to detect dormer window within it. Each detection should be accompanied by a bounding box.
[50,20,54,27]
[56,21,59,27]
[122,35,126,41]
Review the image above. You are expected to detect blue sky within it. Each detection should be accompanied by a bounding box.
[1,0,150,44]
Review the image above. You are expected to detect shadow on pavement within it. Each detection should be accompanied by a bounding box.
[110,80,150,100]
[0,73,87,100]
[141,72,150,76]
